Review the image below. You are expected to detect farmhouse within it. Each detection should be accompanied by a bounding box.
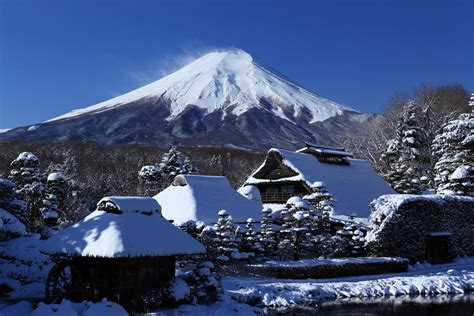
[42,196,205,309]
[154,175,262,225]
[244,143,395,218]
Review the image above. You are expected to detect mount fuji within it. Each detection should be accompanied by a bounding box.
[1,49,376,150]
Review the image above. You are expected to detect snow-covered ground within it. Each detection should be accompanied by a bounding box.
[224,257,474,307]
[1,257,473,314]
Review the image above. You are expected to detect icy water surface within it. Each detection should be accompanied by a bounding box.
[265,293,474,315]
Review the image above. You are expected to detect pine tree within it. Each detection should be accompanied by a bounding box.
[304,181,334,234]
[138,147,198,193]
[213,210,240,262]
[381,102,430,194]
[260,207,277,257]
[8,152,47,232]
[159,147,198,181]
[179,220,199,239]
[279,197,312,261]
[303,181,336,257]
[42,172,70,234]
[334,218,366,257]
[432,112,473,196]
[138,165,162,196]
[196,224,218,260]
[242,218,263,257]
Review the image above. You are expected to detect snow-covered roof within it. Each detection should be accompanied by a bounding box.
[154,175,262,225]
[246,148,396,218]
[297,143,353,157]
[97,196,161,215]
[42,196,205,257]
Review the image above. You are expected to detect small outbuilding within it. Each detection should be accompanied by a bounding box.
[154,175,262,225]
[42,196,205,309]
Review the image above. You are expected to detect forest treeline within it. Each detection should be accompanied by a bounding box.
[0,141,264,219]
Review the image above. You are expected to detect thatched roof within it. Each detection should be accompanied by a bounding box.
[42,197,205,257]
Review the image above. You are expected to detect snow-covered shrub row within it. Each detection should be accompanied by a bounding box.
[230,257,408,279]
[366,194,474,262]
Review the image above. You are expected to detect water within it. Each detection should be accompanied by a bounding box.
[264,293,474,315]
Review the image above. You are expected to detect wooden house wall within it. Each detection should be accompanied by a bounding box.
[256,182,310,204]
[74,256,175,299]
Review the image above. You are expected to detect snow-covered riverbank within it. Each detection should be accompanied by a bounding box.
[223,257,474,307]
[2,257,473,314]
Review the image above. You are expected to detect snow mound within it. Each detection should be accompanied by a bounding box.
[238,185,262,204]
[46,50,354,124]
[42,196,205,257]
[155,175,262,225]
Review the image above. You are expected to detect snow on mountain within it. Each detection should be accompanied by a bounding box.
[47,49,355,124]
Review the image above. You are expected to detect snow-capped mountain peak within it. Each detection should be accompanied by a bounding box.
[47,49,355,123]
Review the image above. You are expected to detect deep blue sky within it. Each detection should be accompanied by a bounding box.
[0,0,472,129]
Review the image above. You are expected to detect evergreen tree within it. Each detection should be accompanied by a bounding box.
[242,218,263,257]
[381,102,430,194]
[432,112,473,196]
[303,182,335,257]
[138,165,162,196]
[334,218,366,257]
[213,210,240,262]
[8,152,47,232]
[179,220,199,239]
[42,172,70,234]
[138,147,198,194]
[279,197,312,261]
[159,147,198,181]
[304,181,334,234]
[260,207,277,257]
[196,224,218,260]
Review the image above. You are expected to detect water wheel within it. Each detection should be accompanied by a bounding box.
[45,260,88,303]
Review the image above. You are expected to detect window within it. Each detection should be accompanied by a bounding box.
[280,185,295,193]
[266,187,280,193]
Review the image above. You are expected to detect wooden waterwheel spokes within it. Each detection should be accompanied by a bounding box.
[45,260,86,303]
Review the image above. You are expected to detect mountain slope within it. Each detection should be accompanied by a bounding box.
[1,49,372,150]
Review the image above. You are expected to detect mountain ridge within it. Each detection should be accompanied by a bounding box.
[1,49,373,151]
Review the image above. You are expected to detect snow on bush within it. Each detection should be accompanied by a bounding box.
[0,234,52,287]
[366,194,474,262]
[233,257,408,279]
[0,208,26,238]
